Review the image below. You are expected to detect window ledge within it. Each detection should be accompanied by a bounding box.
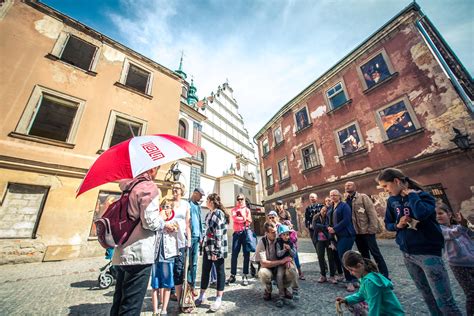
[382,128,425,145]
[114,82,153,100]
[262,151,271,159]
[295,123,313,135]
[265,184,275,190]
[338,147,368,161]
[326,99,353,115]
[302,165,322,173]
[278,177,291,185]
[9,132,75,149]
[274,140,285,149]
[45,54,97,76]
[363,72,399,94]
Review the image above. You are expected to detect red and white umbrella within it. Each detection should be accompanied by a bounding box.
[76,134,203,197]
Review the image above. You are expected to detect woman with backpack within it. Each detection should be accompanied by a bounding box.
[195,193,229,312]
[110,167,166,316]
[377,168,461,315]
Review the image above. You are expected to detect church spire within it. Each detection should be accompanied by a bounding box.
[174,51,187,80]
[187,77,199,106]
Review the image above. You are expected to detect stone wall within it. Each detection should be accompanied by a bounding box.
[0,239,46,264]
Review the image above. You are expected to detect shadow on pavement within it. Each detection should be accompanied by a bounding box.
[69,303,110,315]
[70,279,102,290]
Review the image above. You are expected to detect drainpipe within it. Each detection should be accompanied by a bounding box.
[415,19,473,113]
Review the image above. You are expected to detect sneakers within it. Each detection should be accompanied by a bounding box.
[292,289,300,302]
[263,290,272,301]
[284,288,293,299]
[242,275,249,286]
[210,300,222,312]
[318,276,327,283]
[328,276,338,284]
[226,274,236,285]
[346,283,356,292]
[276,298,284,308]
[336,274,345,282]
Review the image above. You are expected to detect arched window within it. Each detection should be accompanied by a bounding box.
[200,152,206,173]
[178,119,187,139]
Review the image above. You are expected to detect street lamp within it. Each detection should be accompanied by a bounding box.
[450,127,471,151]
[171,163,182,181]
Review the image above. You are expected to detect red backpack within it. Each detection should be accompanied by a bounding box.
[95,180,145,249]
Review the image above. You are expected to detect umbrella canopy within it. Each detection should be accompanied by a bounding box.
[77,134,203,197]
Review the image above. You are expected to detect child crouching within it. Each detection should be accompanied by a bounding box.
[336,251,404,316]
[275,224,299,305]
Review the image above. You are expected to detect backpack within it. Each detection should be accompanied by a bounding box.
[95,180,145,249]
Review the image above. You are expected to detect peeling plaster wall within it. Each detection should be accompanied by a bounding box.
[257,13,473,233]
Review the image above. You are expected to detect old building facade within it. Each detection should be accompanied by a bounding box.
[254,3,473,236]
[0,1,182,263]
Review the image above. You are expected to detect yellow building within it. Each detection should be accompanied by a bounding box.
[0,0,182,264]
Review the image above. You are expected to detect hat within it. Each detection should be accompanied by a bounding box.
[277,224,290,236]
[194,187,205,196]
[276,200,283,205]
[267,210,278,217]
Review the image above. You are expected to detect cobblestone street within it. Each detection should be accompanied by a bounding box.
[0,239,465,315]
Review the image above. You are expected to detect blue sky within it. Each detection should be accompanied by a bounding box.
[42,0,474,138]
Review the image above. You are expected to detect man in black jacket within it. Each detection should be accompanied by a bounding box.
[304,193,323,250]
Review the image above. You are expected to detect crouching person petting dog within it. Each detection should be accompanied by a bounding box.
[256,222,298,308]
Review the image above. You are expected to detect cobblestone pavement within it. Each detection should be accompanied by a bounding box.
[0,239,466,315]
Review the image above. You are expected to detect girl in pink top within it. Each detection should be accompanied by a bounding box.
[227,194,252,285]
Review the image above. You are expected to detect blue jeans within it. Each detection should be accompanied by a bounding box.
[403,253,461,315]
[187,237,200,286]
[111,264,152,316]
[231,231,250,275]
[294,251,301,269]
[336,235,356,282]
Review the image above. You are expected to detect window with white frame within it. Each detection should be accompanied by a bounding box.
[101,111,147,150]
[278,158,290,180]
[375,96,420,141]
[118,59,153,95]
[262,138,270,155]
[265,168,274,187]
[273,126,283,145]
[357,49,396,90]
[59,35,98,72]
[301,144,319,170]
[294,107,310,131]
[178,119,187,139]
[335,122,365,156]
[14,85,85,144]
[326,82,348,109]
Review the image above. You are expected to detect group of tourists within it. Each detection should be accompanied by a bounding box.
[107,165,473,316]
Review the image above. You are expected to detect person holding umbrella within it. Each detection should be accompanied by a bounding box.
[110,166,166,316]
[76,133,204,316]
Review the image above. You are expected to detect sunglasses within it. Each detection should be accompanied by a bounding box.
[237,198,244,201]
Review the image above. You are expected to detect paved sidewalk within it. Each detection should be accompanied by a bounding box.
[0,239,466,315]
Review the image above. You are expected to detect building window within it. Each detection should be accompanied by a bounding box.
[301,144,319,169]
[59,35,98,72]
[181,85,188,99]
[375,96,420,141]
[101,111,147,150]
[273,126,283,145]
[200,152,206,173]
[295,107,310,131]
[425,183,453,211]
[89,191,121,238]
[0,183,49,238]
[262,138,270,155]
[178,120,187,139]
[118,59,154,96]
[326,82,348,110]
[265,168,274,187]
[358,49,395,90]
[14,85,85,144]
[335,122,364,156]
[278,158,290,181]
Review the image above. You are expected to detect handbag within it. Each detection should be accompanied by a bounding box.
[243,226,257,253]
